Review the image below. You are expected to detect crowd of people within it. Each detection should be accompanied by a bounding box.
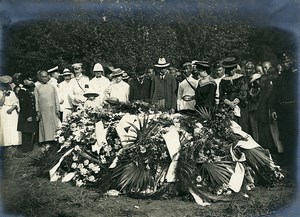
[0,53,297,175]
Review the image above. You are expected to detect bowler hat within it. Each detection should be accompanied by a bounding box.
[136,65,145,75]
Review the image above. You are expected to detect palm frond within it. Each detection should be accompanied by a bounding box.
[243,147,271,169]
[195,106,212,120]
[113,162,154,193]
[200,161,233,186]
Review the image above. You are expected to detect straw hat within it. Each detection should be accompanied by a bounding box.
[62,68,72,76]
[111,68,124,77]
[0,75,12,84]
[155,58,170,68]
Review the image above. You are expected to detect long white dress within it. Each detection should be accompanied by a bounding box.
[0,90,22,146]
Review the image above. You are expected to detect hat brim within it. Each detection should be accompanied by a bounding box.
[0,76,12,84]
[106,97,120,104]
[111,71,124,77]
[155,63,170,68]
[83,93,99,97]
[122,76,129,80]
[62,73,72,76]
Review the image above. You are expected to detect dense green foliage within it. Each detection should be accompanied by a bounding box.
[3,0,297,76]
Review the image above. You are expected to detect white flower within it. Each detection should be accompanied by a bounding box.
[216,188,223,195]
[71,163,77,169]
[84,159,89,166]
[73,155,78,161]
[58,136,65,144]
[92,165,101,174]
[80,168,88,175]
[100,155,107,164]
[196,175,202,183]
[140,146,146,154]
[78,163,84,169]
[88,175,96,182]
[88,163,95,170]
[76,179,84,187]
[74,145,81,151]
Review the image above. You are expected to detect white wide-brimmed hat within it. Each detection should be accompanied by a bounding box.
[83,89,99,98]
[93,63,104,72]
[111,68,124,77]
[62,68,72,76]
[0,75,12,84]
[155,58,170,68]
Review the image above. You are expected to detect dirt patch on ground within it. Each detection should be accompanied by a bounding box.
[0,147,297,217]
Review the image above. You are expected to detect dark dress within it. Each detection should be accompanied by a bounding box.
[195,78,216,110]
[129,77,151,102]
[17,86,38,152]
[219,74,248,131]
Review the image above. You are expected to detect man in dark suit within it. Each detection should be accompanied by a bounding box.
[17,73,39,153]
[270,53,298,177]
[129,64,151,102]
[150,58,177,112]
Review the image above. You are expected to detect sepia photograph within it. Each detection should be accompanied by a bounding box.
[0,0,299,216]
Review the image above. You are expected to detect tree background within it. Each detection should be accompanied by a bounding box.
[1,0,298,77]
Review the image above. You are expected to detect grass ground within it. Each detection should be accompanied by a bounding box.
[0,146,297,217]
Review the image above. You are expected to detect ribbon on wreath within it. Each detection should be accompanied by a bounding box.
[162,127,181,183]
[49,148,74,182]
[228,121,260,192]
[91,121,108,154]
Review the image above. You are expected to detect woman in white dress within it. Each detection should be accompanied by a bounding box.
[0,75,21,146]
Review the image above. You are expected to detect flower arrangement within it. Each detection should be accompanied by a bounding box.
[36,101,284,205]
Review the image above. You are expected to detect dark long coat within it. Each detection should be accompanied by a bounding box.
[150,73,177,109]
[17,86,38,133]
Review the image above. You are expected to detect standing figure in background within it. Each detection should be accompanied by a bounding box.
[105,68,130,103]
[270,53,298,176]
[89,63,111,106]
[129,65,151,102]
[70,63,89,109]
[58,68,74,121]
[212,62,225,105]
[34,71,60,144]
[219,57,248,131]
[177,62,200,114]
[17,73,38,153]
[150,58,177,111]
[0,75,21,146]
[261,61,283,153]
[195,61,216,110]
[245,61,259,141]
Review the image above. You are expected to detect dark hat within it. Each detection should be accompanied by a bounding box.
[136,65,146,75]
[19,73,34,82]
[194,61,210,70]
[279,53,292,62]
[212,61,223,70]
[220,56,240,68]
